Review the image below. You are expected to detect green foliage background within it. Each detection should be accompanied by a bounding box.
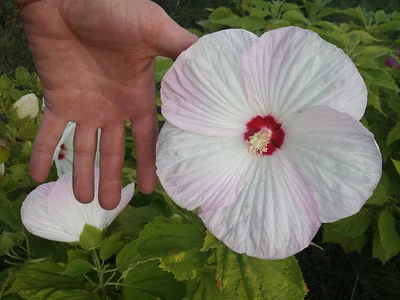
[1,0,400,299]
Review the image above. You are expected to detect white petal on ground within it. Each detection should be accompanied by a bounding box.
[157,122,251,213]
[201,151,321,259]
[282,105,382,222]
[242,26,367,120]
[53,122,101,177]
[162,29,257,137]
[46,170,134,239]
[21,182,78,242]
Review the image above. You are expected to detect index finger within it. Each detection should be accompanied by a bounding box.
[30,110,67,182]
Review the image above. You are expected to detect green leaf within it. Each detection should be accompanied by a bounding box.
[391,159,400,175]
[136,216,204,259]
[9,261,86,300]
[184,271,223,300]
[62,259,94,277]
[116,241,141,272]
[378,210,400,262]
[348,30,378,44]
[367,183,388,205]
[341,8,367,24]
[134,216,206,280]
[324,209,370,238]
[66,250,87,262]
[368,70,399,92]
[373,230,388,264]
[117,205,159,239]
[200,231,223,252]
[0,190,20,230]
[0,74,12,91]
[18,123,38,140]
[154,57,173,83]
[47,290,100,300]
[122,261,185,300]
[0,231,23,255]
[367,92,384,115]
[212,16,268,31]
[374,10,387,23]
[387,122,400,145]
[159,248,209,281]
[363,45,392,58]
[282,10,309,25]
[99,232,123,260]
[79,224,102,251]
[323,226,368,253]
[15,67,31,85]
[215,247,306,299]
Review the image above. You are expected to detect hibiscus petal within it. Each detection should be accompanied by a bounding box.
[282,105,382,222]
[161,29,257,136]
[242,26,367,120]
[156,122,251,212]
[201,151,320,259]
[47,170,134,239]
[21,182,77,242]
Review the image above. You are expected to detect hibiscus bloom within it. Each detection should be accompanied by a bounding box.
[156,27,382,259]
[53,123,100,176]
[21,170,134,242]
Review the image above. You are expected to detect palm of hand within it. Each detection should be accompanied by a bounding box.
[22,0,196,209]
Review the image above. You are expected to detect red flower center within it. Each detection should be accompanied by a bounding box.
[244,115,285,156]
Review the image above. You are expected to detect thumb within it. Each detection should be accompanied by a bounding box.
[148,3,198,59]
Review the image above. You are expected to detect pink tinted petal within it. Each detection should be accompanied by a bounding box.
[242,26,367,120]
[282,105,382,222]
[161,29,257,136]
[201,151,320,259]
[21,182,77,242]
[156,122,251,213]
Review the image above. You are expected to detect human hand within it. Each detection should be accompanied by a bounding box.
[19,0,197,209]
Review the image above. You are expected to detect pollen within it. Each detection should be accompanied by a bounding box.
[246,130,271,156]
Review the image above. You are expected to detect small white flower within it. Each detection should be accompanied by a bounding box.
[53,123,101,177]
[21,170,134,242]
[157,27,382,259]
[13,93,39,119]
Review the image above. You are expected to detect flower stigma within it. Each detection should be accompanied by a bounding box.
[246,129,271,156]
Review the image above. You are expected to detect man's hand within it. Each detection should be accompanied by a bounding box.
[20,0,197,209]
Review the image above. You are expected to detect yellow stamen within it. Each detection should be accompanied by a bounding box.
[246,130,270,155]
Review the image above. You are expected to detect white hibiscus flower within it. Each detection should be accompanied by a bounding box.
[21,170,134,242]
[156,27,382,259]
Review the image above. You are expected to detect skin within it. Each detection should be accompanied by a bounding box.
[16,0,197,209]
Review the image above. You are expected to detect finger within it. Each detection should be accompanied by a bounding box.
[30,110,67,182]
[99,125,125,210]
[131,111,158,194]
[72,125,98,203]
[149,2,198,59]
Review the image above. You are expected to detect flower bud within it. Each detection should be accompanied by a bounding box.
[13,93,39,119]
